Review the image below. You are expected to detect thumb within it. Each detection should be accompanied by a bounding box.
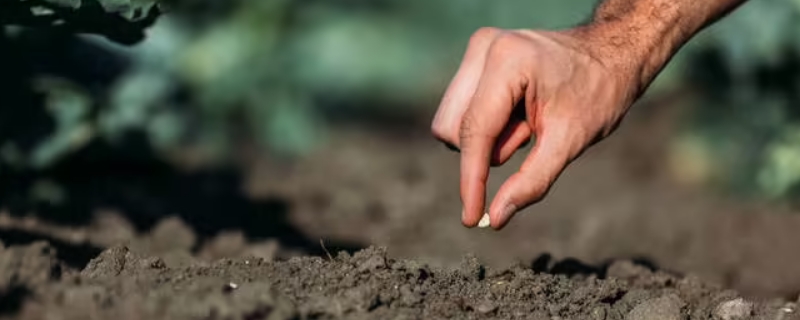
[488,130,572,229]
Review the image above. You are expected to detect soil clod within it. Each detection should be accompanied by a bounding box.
[626,293,686,320]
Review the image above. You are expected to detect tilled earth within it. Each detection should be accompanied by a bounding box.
[2,237,798,320]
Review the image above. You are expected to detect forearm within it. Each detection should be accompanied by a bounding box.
[573,0,748,97]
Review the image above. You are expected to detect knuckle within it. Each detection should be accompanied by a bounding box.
[469,27,502,47]
[459,112,483,144]
[517,172,555,206]
[530,183,550,203]
[431,124,452,143]
[458,113,475,139]
[487,32,523,58]
[431,119,460,146]
[518,183,549,207]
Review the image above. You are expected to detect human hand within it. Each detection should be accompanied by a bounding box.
[431,27,642,230]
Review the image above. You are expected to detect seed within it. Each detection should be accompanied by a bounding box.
[478,212,491,228]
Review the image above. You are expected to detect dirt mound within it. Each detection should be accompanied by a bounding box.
[1,241,797,320]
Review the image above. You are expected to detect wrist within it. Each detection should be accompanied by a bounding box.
[567,4,700,99]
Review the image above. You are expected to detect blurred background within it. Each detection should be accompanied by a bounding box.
[2,0,800,301]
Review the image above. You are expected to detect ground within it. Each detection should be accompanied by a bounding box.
[2,96,800,319]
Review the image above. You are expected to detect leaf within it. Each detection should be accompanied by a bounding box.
[29,77,96,168]
[42,0,82,9]
[2,0,163,44]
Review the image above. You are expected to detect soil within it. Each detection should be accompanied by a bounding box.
[3,94,800,319]
[1,239,797,320]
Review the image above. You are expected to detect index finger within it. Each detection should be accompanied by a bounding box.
[459,46,530,227]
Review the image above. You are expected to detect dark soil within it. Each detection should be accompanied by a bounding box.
[2,238,797,320]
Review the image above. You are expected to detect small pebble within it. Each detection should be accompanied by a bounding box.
[592,306,607,320]
[626,294,686,320]
[357,255,387,272]
[478,212,491,228]
[476,301,497,314]
[776,303,798,320]
[715,298,753,320]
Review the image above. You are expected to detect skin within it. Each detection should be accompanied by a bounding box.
[431,0,749,230]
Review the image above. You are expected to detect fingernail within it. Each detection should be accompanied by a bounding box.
[461,208,473,227]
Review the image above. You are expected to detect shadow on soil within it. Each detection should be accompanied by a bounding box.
[0,228,102,269]
[0,135,365,266]
[531,253,662,279]
[0,286,30,316]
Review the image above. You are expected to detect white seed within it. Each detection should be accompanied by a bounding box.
[478,212,491,228]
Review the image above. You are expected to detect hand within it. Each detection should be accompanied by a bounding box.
[431,27,640,230]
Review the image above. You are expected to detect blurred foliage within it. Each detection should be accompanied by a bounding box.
[660,0,800,202]
[1,0,162,43]
[3,0,800,204]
